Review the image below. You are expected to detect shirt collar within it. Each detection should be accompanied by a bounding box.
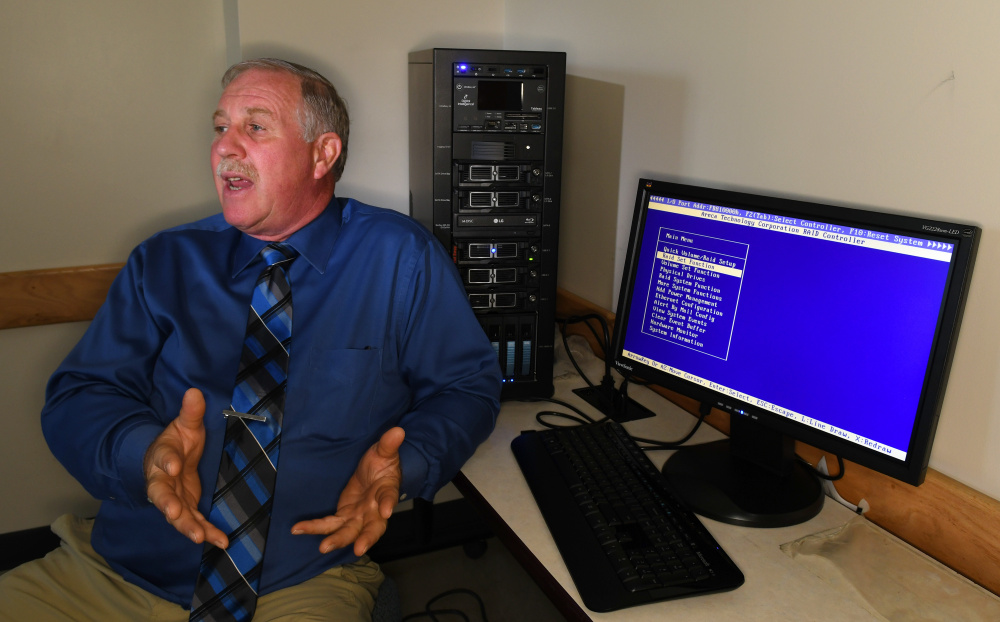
[231,195,343,278]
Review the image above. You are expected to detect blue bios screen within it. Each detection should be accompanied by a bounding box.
[620,193,955,462]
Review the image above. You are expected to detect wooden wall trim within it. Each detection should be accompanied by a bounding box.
[0,264,123,330]
[555,287,1000,596]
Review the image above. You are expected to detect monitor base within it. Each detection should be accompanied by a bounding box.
[573,385,656,423]
[662,439,824,528]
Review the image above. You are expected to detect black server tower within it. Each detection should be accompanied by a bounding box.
[408,48,565,399]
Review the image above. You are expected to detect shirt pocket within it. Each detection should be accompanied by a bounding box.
[293,347,383,446]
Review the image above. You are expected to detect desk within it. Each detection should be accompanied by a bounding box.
[454,354,885,621]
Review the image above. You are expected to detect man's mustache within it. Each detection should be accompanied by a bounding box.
[216,159,259,183]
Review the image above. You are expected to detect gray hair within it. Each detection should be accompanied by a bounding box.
[222,58,350,181]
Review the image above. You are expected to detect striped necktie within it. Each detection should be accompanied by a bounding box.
[190,243,297,622]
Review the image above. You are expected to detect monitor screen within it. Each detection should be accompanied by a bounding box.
[611,178,979,527]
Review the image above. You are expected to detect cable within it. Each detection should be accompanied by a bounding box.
[544,319,850,487]
[799,453,846,481]
[401,588,489,622]
[518,316,709,446]
[511,393,709,450]
[557,313,610,359]
[555,314,652,389]
[555,314,611,389]
[633,401,712,450]
[402,609,468,622]
[515,396,601,428]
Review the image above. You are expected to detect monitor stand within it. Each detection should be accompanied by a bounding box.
[661,414,824,528]
[573,382,656,423]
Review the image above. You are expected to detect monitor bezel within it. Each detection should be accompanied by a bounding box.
[611,178,980,486]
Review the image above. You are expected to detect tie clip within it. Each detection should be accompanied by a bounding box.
[223,409,266,422]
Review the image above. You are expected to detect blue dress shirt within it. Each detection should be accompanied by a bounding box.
[41,197,502,606]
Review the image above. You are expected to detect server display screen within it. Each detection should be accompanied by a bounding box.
[477,80,523,111]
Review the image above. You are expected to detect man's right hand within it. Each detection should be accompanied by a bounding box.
[143,387,229,550]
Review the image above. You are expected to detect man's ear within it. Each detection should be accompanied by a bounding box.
[312,132,343,180]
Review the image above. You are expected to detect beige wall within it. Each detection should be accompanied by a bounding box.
[503,0,1000,500]
[0,0,230,532]
[0,2,230,270]
[4,0,999,532]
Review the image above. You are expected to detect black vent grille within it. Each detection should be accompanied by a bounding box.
[468,192,494,208]
[495,192,520,208]
[467,165,494,182]
[494,243,519,259]
[495,166,520,181]
[471,141,516,161]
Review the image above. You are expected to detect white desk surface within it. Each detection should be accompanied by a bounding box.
[458,357,885,621]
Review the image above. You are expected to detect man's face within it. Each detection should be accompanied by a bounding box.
[211,69,324,241]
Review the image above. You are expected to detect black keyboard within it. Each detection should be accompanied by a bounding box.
[511,420,744,612]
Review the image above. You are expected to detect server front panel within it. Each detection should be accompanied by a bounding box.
[409,49,564,399]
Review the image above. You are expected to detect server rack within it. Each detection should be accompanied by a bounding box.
[408,48,565,399]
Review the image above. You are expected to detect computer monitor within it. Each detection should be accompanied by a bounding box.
[610,178,980,527]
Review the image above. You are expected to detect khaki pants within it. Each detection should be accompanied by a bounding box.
[0,515,384,622]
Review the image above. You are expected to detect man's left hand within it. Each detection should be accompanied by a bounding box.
[290,426,405,557]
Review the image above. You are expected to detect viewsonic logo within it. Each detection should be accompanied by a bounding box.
[616,362,634,372]
[921,225,960,235]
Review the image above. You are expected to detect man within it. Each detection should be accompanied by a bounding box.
[0,59,502,620]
